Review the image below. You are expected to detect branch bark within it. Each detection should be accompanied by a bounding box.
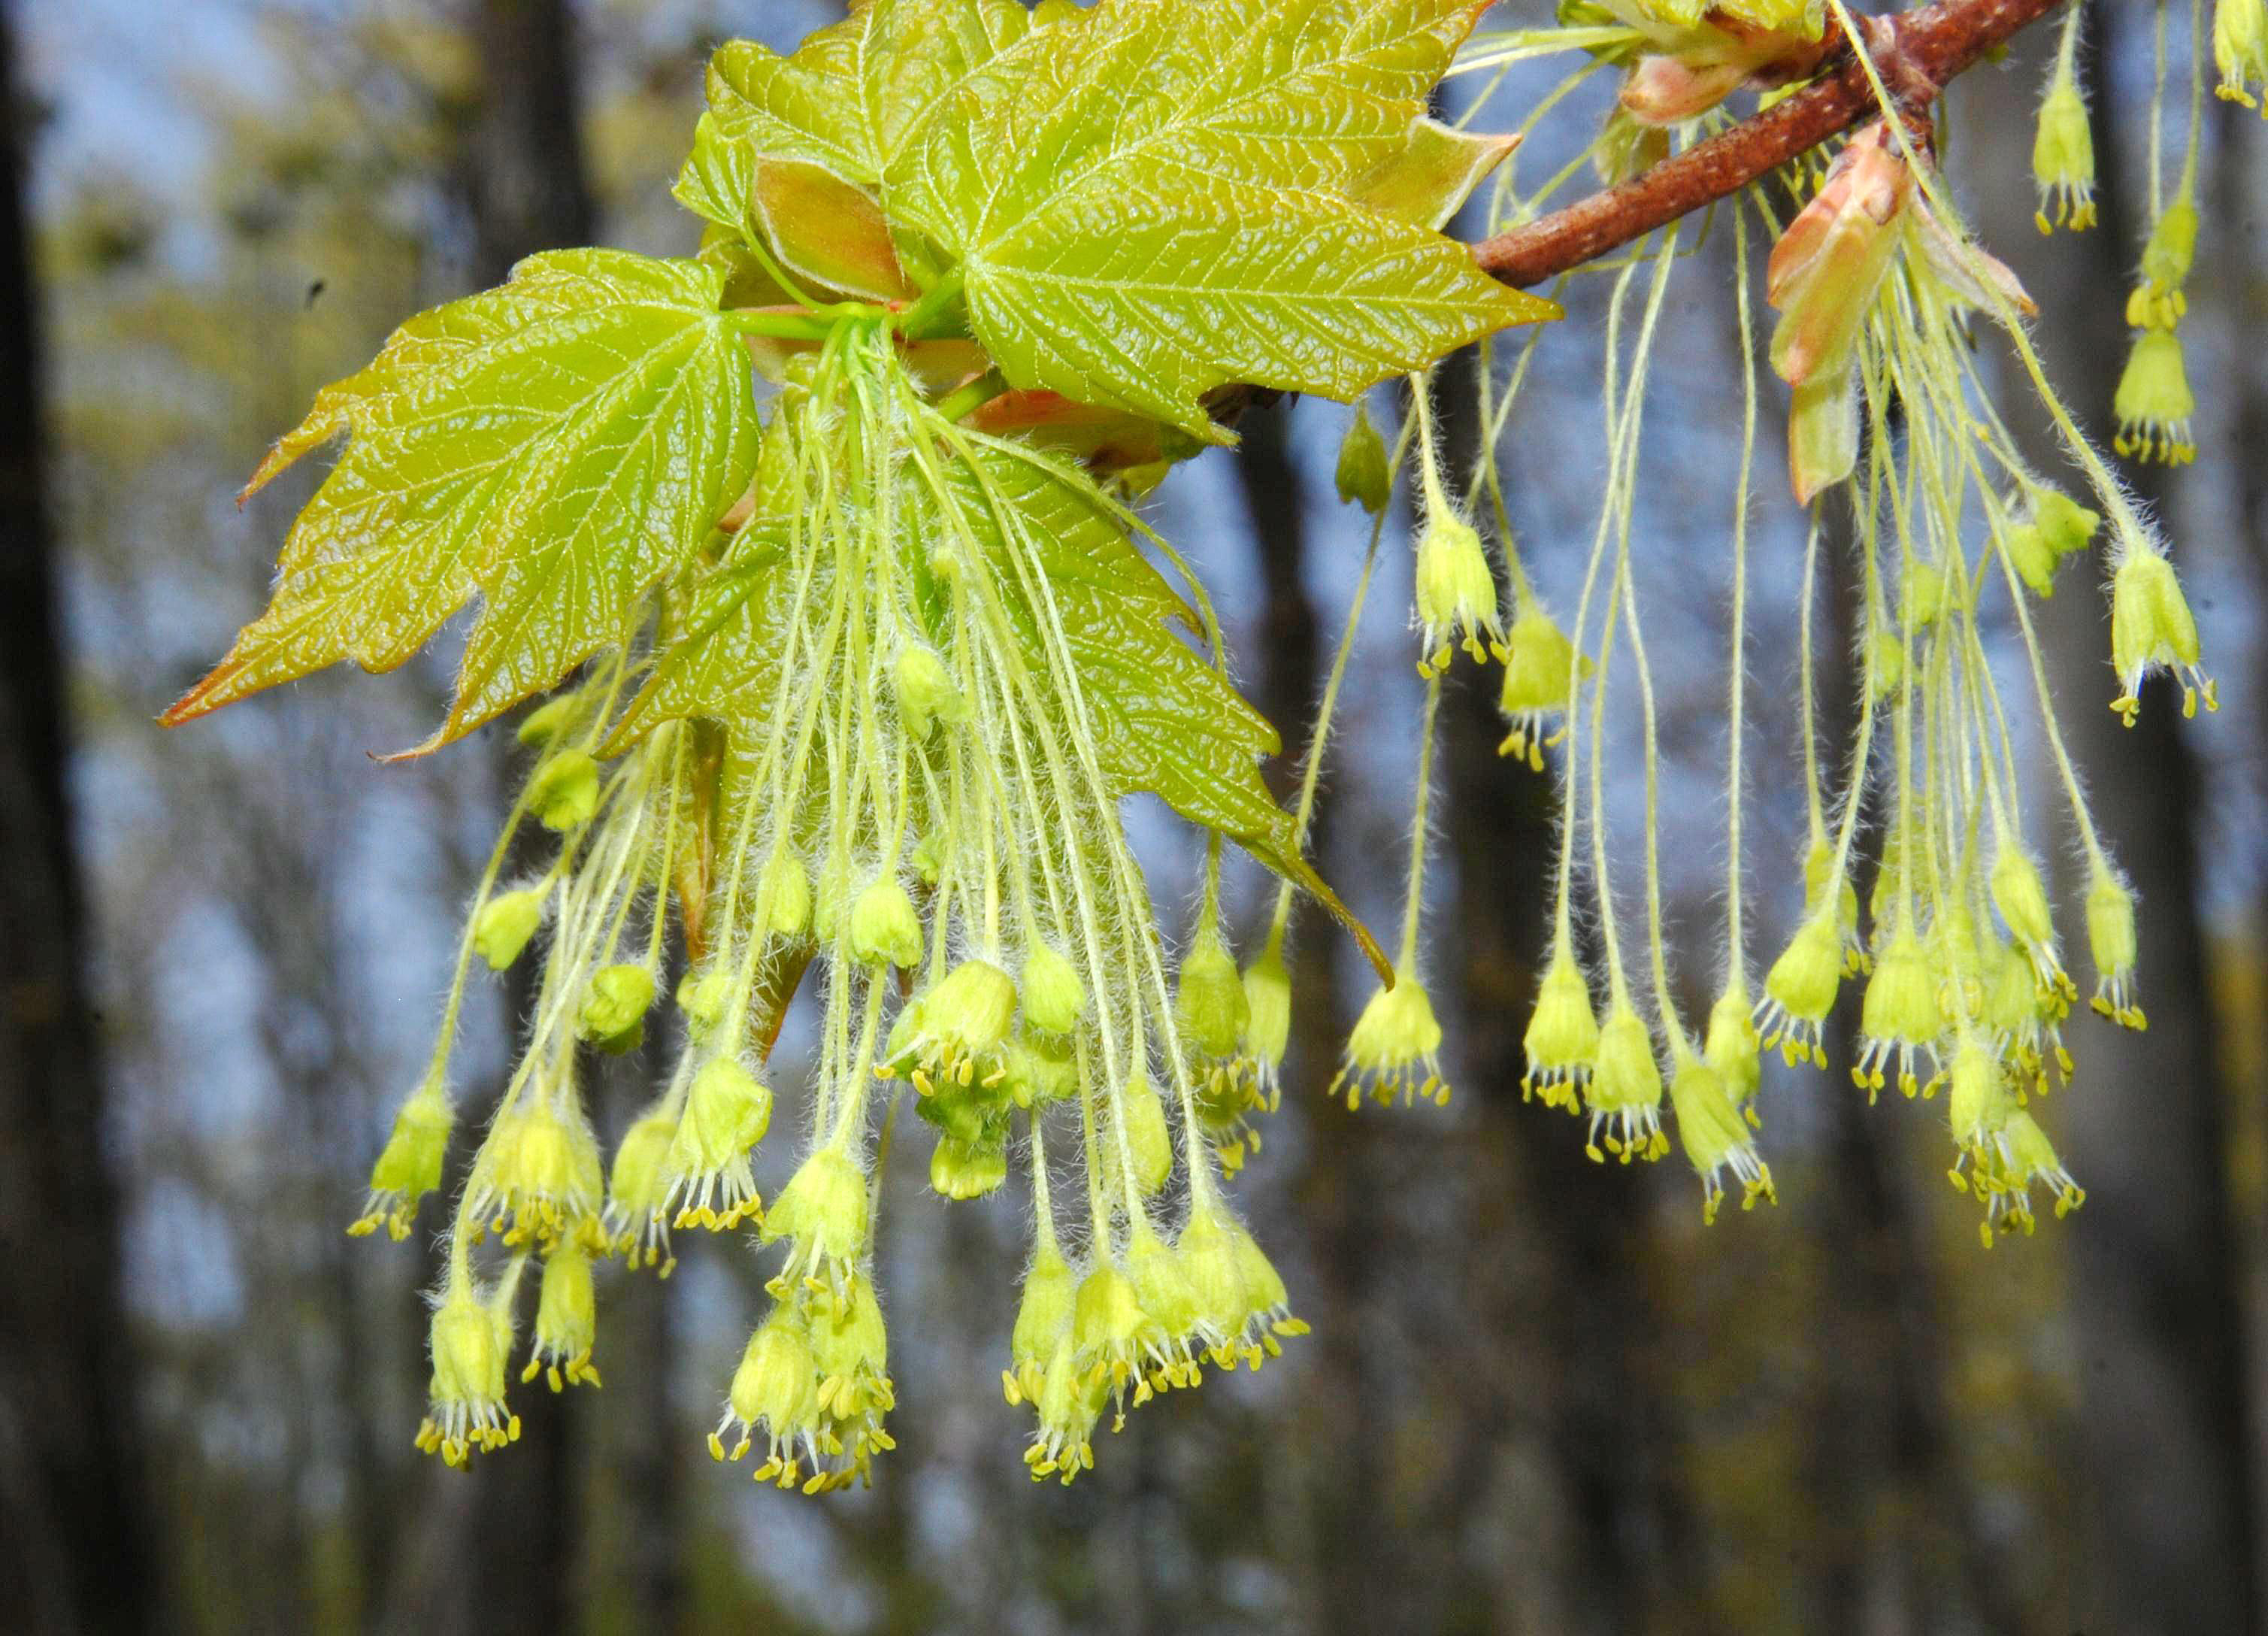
[1473,0,2066,289]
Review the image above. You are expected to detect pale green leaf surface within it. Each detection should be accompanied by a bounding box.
[854,0,1030,189]
[966,184,1552,437]
[606,536,798,751]
[701,31,874,184]
[674,113,758,234]
[1350,118,1519,231]
[899,0,1490,247]
[875,0,1546,435]
[167,250,757,741]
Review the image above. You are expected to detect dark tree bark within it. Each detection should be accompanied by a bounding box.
[0,10,164,1633]
[2220,111,2268,1597]
[432,4,610,1631]
[1972,11,2262,1631]
[1429,341,1694,1636]
[464,0,597,287]
[1228,398,1388,1632]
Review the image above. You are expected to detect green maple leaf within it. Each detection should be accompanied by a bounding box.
[690,0,1030,195]
[165,250,759,742]
[684,0,1030,287]
[689,0,1552,441]
[958,185,1542,439]
[898,0,1495,238]
[895,0,1553,438]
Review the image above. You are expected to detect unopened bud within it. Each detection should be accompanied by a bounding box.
[474,890,544,971]
[527,750,601,832]
[1334,403,1391,514]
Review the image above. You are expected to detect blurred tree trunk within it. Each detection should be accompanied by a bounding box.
[1803,513,2011,1634]
[1431,346,1697,1636]
[2215,104,2268,1595]
[435,3,610,1631]
[465,0,596,286]
[0,11,163,1633]
[1229,398,1385,1632]
[1979,13,2260,1631]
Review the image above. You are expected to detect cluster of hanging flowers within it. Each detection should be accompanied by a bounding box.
[1384,0,2220,1242]
[347,326,1327,1484]
[201,0,2230,1495]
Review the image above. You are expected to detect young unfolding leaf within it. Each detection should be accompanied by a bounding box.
[164,250,759,743]
[752,158,916,302]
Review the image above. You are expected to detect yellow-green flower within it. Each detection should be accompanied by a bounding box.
[2113,328,2197,465]
[892,642,965,740]
[1022,1333,1106,1485]
[1332,965,1449,1108]
[465,1095,604,1248]
[1174,929,1249,1062]
[1757,910,1843,1066]
[1703,985,1763,1109]
[1496,598,1585,770]
[2109,547,2215,725]
[929,1133,1007,1200]
[575,963,656,1053]
[526,748,601,832]
[2000,1108,2087,1222]
[523,1241,601,1391]
[1240,946,1292,1099]
[664,1056,771,1230]
[848,877,924,969]
[349,1085,453,1241]
[1413,508,1502,673]
[2127,192,2200,331]
[1116,1074,1175,1195]
[891,959,1018,1092]
[1855,927,1944,1099]
[2084,866,2144,1029]
[1177,1201,1308,1372]
[760,1147,872,1297]
[416,1278,520,1468]
[603,1104,678,1273]
[807,1278,897,1484]
[2217,0,2268,109]
[1019,943,1086,1036]
[1669,1056,1774,1222]
[2031,50,2096,232]
[758,848,810,939]
[711,1305,822,1485]
[1004,1239,1077,1408]
[1334,402,1391,514]
[1522,950,1599,1110]
[1585,1002,1667,1163]
[472,889,544,971]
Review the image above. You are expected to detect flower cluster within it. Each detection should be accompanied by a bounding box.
[359,323,1307,1489]
[1372,5,2224,1248]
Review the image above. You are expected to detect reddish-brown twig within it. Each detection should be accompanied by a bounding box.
[1472,0,2066,288]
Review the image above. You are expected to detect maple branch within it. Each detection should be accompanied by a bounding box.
[1472,0,2067,289]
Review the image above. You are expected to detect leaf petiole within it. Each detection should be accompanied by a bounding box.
[931,368,1007,425]
[727,306,868,341]
[892,267,966,340]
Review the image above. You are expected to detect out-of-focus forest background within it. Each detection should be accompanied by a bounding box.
[0,1,2262,1631]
